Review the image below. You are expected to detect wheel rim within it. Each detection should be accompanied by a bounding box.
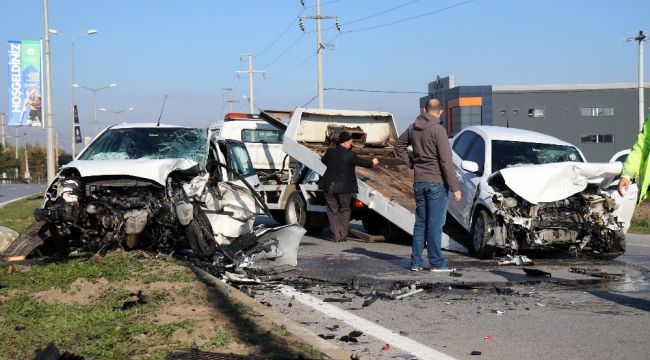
[286,199,302,225]
[473,216,484,251]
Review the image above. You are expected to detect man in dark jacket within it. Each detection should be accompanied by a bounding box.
[319,131,379,242]
[395,99,461,271]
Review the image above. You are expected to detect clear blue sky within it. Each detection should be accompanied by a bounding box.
[2,0,649,152]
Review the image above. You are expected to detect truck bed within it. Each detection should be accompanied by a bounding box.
[304,143,416,213]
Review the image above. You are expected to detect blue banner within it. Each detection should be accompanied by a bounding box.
[7,40,43,127]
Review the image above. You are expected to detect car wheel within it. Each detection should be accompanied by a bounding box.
[185,205,216,259]
[472,210,496,259]
[285,192,323,234]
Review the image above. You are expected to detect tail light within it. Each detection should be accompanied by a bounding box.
[353,199,365,208]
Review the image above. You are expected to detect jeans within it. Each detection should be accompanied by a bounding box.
[411,182,448,268]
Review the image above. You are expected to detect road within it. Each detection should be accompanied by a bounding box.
[0,183,46,206]
[251,220,650,360]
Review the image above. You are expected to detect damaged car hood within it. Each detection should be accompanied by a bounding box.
[488,162,622,205]
[62,158,200,186]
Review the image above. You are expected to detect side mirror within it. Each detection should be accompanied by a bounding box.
[461,160,480,173]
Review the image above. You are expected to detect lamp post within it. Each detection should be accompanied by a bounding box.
[73,83,117,135]
[99,107,134,122]
[48,28,97,158]
[627,30,647,131]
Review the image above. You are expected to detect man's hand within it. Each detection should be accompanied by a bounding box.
[372,158,379,166]
[453,190,461,202]
[618,177,630,197]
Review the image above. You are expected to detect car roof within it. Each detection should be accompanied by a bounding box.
[466,125,575,147]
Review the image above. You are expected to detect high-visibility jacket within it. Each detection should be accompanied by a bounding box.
[622,113,650,204]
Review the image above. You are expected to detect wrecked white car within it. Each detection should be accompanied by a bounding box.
[448,126,637,259]
[6,123,304,269]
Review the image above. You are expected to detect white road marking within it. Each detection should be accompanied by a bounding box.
[278,284,457,360]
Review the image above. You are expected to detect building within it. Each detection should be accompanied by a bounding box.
[421,75,650,162]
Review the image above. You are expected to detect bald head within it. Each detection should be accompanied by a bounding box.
[425,98,442,116]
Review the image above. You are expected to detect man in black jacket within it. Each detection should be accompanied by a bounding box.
[319,131,379,242]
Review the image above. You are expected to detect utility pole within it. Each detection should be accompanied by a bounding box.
[221,87,239,113]
[236,54,265,113]
[55,131,59,169]
[299,0,339,109]
[14,127,19,159]
[23,133,30,181]
[635,31,647,131]
[43,0,56,183]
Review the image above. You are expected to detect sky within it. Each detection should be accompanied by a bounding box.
[1,0,649,152]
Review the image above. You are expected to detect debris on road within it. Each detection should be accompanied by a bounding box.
[569,267,601,274]
[318,334,336,340]
[340,330,363,343]
[326,324,340,332]
[362,293,381,307]
[491,310,505,315]
[497,254,534,266]
[494,286,515,295]
[381,344,391,351]
[522,268,552,277]
[323,297,353,303]
[485,335,494,341]
[470,350,482,355]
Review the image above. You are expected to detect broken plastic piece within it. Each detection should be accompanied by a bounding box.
[522,268,551,277]
[318,334,336,340]
[497,254,534,266]
[381,344,391,351]
[470,350,482,355]
[323,297,352,303]
[485,335,494,341]
[491,310,505,314]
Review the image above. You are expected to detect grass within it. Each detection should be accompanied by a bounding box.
[0,194,42,233]
[629,199,650,234]
[0,197,326,360]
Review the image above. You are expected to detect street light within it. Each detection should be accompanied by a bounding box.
[73,83,117,135]
[48,27,97,158]
[23,133,31,181]
[99,107,134,121]
[627,30,647,131]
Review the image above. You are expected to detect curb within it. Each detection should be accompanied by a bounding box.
[189,264,351,360]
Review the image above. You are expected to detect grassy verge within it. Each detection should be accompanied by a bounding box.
[0,197,323,359]
[0,194,42,233]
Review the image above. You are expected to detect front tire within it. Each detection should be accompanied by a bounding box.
[472,210,496,259]
[285,191,323,234]
[185,205,216,259]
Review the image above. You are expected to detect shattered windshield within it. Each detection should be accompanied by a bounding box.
[79,127,208,168]
[491,140,584,173]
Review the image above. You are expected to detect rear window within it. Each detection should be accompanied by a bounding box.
[241,129,283,144]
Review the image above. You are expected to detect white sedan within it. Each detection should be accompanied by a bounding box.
[447,126,636,259]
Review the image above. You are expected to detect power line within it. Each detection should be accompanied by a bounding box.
[344,0,477,34]
[342,0,421,26]
[325,87,427,94]
[262,33,307,69]
[256,8,306,58]
[301,94,319,107]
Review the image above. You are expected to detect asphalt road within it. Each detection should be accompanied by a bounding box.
[0,183,46,206]
[252,221,650,360]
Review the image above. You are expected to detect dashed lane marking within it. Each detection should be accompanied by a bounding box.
[278,284,457,360]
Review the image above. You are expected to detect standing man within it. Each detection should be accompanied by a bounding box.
[618,113,650,203]
[395,98,461,271]
[319,131,379,242]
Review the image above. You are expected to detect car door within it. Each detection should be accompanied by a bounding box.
[448,130,486,230]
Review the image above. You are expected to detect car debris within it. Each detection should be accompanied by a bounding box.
[522,268,552,277]
[362,293,381,307]
[318,334,336,340]
[470,350,482,355]
[569,267,601,274]
[339,330,364,343]
[381,344,391,351]
[497,254,534,266]
[323,297,353,303]
[0,124,306,281]
[494,286,515,295]
[385,284,423,300]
